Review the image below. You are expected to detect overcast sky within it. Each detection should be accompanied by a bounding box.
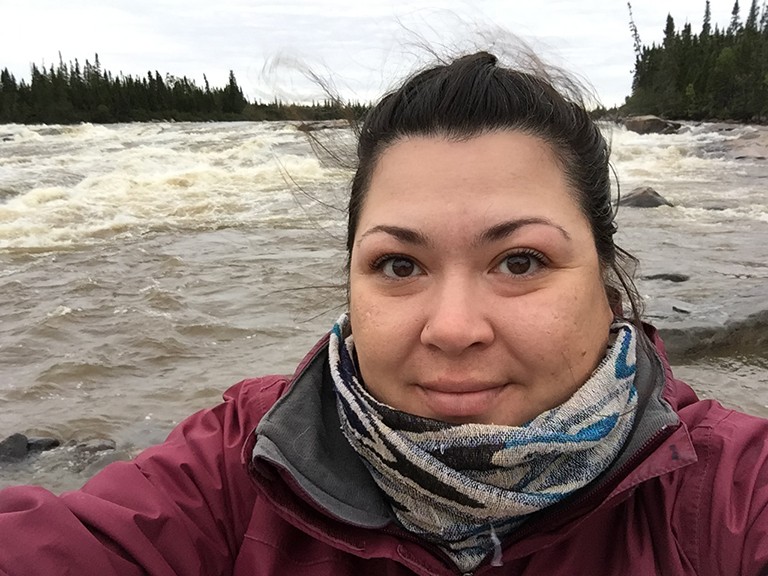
[1,1,739,107]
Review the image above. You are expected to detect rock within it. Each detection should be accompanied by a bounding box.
[27,437,61,453]
[620,187,674,208]
[0,434,62,461]
[0,433,29,462]
[76,439,116,454]
[734,155,766,161]
[643,273,690,283]
[725,128,768,160]
[659,309,768,359]
[296,120,346,132]
[623,115,681,135]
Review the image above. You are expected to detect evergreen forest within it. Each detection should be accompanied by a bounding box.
[3,1,768,124]
[623,0,768,121]
[0,54,365,124]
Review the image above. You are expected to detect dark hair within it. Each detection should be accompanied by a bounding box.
[346,51,642,321]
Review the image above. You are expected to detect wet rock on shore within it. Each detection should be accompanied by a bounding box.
[623,115,681,135]
[620,186,674,208]
[658,309,768,359]
[0,434,115,463]
[0,434,62,462]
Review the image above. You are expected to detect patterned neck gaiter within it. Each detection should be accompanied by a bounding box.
[329,313,638,573]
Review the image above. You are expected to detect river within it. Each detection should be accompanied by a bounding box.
[1,120,766,491]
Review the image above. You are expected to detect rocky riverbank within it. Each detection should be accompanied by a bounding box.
[0,433,115,463]
[621,115,768,162]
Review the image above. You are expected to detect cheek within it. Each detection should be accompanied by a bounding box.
[550,281,612,362]
[348,284,381,342]
[348,272,419,341]
[348,287,393,372]
[515,279,611,359]
[348,284,424,386]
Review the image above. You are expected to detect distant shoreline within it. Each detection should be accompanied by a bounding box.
[2,115,766,129]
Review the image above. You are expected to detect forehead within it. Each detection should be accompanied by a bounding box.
[359,131,584,230]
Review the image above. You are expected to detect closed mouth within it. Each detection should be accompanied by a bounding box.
[415,382,507,422]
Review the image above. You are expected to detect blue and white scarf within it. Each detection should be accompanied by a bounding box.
[330,313,638,572]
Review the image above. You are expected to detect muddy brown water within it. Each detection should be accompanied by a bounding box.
[1,121,766,491]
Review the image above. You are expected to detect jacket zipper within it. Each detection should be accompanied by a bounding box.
[380,523,469,576]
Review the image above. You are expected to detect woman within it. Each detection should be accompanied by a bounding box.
[1,51,767,576]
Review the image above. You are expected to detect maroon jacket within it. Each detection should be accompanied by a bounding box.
[1,328,767,576]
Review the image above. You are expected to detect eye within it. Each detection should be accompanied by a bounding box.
[496,251,546,277]
[374,255,423,279]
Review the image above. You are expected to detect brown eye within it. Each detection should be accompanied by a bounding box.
[498,253,544,277]
[505,255,532,275]
[382,257,421,278]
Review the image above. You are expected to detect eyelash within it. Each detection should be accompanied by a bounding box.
[500,248,549,265]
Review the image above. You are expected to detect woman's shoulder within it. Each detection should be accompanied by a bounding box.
[678,394,768,449]
[222,374,293,423]
[669,386,768,491]
[667,396,768,571]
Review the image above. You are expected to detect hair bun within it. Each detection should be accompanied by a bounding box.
[460,51,498,67]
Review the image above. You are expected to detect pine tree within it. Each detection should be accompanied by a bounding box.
[729,0,742,34]
[709,46,737,113]
[222,70,246,114]
[657,14,683,116]
[663,14,676,47]
[627,2,643,60]
[703,0,712,36]
[746,0,760,30]
[0,68,20,122]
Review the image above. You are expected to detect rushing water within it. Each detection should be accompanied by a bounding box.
[1,120,767,491]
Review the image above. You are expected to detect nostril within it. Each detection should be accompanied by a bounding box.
[420,318,494,354]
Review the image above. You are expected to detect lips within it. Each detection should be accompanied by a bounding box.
[418,379,506,394]
[415,381,507,422]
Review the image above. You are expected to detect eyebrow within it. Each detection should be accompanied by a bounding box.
[359,225,433,247]
[476,218,572,245]
[358,218,571,247]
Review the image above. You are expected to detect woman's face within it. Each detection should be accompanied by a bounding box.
[348,131,614,426]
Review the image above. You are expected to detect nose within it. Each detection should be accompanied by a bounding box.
[420,275,494,355]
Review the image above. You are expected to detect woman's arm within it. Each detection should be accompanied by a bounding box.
[0,376,285,576]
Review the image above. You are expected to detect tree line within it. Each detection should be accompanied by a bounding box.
[0,54,366,124]
[623,0,768,121]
